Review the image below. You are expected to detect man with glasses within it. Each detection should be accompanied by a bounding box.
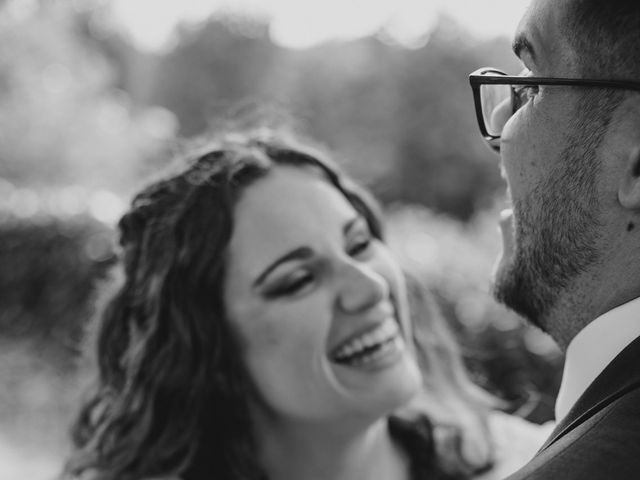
[469,0,640,478]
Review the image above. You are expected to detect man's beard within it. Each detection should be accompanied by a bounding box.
[492,103,608,331]
[493,185,601,331]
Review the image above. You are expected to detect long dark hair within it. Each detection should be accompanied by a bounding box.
[66,128,494,480]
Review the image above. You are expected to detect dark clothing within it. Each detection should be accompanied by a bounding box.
[505,335,640,480]
[389,415,483,480]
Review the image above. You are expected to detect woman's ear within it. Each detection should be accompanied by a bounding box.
[618,146,640,210]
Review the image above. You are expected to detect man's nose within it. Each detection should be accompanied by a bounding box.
[487,97,512,153]
[489,96,512,136]
[337,261,389,314]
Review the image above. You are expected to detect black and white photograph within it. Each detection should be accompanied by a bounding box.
[2,0,640,479]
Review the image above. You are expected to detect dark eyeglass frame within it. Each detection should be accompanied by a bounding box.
[469,67,640,152]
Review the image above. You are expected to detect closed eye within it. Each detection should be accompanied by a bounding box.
[348,236,372,257]
[265,271,315,298]
[346,215,374,258]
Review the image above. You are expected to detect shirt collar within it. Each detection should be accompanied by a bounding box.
[554,296,640,422]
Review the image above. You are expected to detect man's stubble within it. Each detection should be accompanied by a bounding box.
[492,93,613,333]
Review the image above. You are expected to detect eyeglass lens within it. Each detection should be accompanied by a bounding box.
[480,83,513,137]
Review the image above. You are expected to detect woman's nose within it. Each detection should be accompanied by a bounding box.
[337,261,389,314]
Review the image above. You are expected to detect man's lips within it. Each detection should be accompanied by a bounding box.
[500,207,513,226]
[499,162,508,182]
[498,208,515,256]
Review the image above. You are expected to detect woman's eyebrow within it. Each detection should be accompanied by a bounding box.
[253,246,313,288]
[253,215,363,288]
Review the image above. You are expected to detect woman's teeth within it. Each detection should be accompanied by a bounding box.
[331,318,402,366]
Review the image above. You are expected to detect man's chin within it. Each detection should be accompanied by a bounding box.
[492,257,548,333]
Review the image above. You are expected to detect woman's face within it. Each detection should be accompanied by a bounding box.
[223,166,422,424]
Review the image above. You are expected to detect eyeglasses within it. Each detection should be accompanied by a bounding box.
[469,67,640,152]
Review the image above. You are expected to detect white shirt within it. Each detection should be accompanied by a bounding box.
[554,296,640,422]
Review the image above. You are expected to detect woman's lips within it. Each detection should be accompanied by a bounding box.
[330,317,403,366]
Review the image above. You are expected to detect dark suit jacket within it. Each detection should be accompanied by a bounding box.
[505,335,640,479]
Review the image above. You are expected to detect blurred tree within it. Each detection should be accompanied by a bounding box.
[0,0,172,195]
[0,5,563,464]
[388,21,500,218]
[143,14,519,219]
[0,214,115,352]
[273,37,406,191]
[150,16,280,137]
[386,205,563,422]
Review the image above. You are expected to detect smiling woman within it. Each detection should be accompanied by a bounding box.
[224,165,423,429]
[63,126,548,480]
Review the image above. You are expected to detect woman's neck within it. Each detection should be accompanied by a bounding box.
[255,416,410,480]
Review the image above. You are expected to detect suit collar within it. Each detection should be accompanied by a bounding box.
[555,297,640,421]
[539,334,640,452]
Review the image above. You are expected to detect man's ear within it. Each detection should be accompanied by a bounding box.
[617,96,640,211]
[618,146,640,210]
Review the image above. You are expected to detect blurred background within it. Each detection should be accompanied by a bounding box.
[0,0,563,478]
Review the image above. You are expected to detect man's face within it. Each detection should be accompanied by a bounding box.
[493,0,607,330]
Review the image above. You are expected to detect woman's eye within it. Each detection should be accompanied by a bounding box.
[268,273,314,298]
[348,236,372,257]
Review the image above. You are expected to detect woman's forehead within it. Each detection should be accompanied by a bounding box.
[226,167,357,276]
[235,166,352,230]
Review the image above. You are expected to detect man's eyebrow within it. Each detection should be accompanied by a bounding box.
[253,247,313,288]
[512,33,536,62]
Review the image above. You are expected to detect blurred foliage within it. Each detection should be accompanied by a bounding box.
[0,2,521,218]
[387,206,563,423]
[0,213,115,359]
[142,17,521,219]
[0,0,175,195]
[0,211,116,456]
[0,0,561,470]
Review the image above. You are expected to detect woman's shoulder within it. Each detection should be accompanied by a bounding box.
[487,410,555,452]
[474,411,555,480]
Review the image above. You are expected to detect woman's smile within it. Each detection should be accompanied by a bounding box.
[330,314,405,370]
[224,165,422,421]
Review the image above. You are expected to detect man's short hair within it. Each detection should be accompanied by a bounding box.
[564,0,640,79]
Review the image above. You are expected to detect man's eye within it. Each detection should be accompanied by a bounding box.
[513,85,539,112]
[513,85,539,110]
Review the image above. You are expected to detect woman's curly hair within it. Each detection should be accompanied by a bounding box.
[65,127,495,480]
